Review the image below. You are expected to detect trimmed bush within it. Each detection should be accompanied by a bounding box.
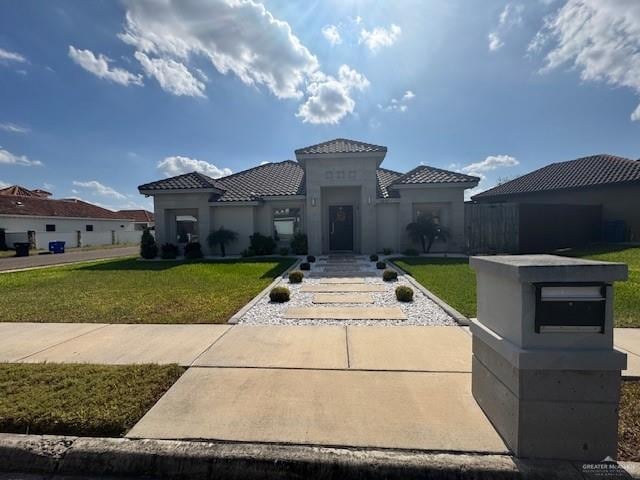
[306,255,316,263]
[140,228,158,259]
[249,233,276,255]
[288,270,304,283]
[403,248,420,256]
[279,247,290,256]
[207,227,238,257]
[184,242,203,259]
[395,285,414,302]
[269,286,290,303]
[290,233,308,255]
[376,261,387,270]
[160,243,179,260]
[300,262,311,271]
[382,269,398,282]
[369,254,379,262]
[382,248,392,256]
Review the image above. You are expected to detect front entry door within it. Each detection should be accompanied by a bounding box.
[329,205,354,251]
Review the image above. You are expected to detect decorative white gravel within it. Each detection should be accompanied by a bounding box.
[238,258,456,326]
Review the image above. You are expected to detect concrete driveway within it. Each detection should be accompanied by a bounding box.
[0,246,138,272]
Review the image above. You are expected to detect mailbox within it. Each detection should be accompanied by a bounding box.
[534,282,607,333]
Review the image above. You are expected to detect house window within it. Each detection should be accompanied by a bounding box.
[86,225,94,232]
[273,207,301,242]
[176,215,198,243]
[45,224,56,232]
[413,204,443,224]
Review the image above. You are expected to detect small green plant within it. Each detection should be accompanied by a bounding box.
[300,262,311,271]
[160,243,179,259]
[376,261,386,270]
[382,269,398,281]
[288,270,304,283]
[279,247,290,256]
[250,232,277,255]
[369,254,379,262]
[406,215,450,253]
[269,286,290,303]
[306,255,316,263]
[382,248,392,256]
[403,248,420,256]
[207,227,238,257]
[290,233,308,255]
[139,228,158,259]
[184,242,203,259]
[395,285,414,302]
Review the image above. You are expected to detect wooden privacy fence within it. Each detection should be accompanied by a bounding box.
[465,203,519,254]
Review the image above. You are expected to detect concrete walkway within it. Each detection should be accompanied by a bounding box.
[0,246,138,272]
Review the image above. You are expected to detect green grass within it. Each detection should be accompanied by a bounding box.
[0,363,184,437]
[0,257,295,323]
[619,380,640,461]
[393,245,640,327]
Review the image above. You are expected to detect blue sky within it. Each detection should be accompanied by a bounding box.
[1,0,639,210]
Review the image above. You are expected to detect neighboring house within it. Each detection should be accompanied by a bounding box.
[0,185,143,249]
[139,138,479,255]
[471,154,640,242]
[117,209,155,230]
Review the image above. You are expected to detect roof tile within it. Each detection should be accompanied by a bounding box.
[295,138,387,155]
[391,165,479,185]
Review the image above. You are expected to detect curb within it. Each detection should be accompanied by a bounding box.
[3,433,637,480]
[388,259,471,326]
[227,257,302,324]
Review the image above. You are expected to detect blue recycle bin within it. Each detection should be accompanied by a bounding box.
[48,241,66,254]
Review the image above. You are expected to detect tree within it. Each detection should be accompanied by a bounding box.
[207,227,238,257]
[406,215,449,253]
[140,228,158,259]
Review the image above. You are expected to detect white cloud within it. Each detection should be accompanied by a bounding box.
[68,46,143,86]
[378,89,416,112]
[322,25,342,46]
[0,122,29,134]
[0,148,42,166]
[135,52,205,97]
[488,32,504,51]
[158,156,232,178]
[0,47,26,63]
[0,180,9,188]
[72,180,126,199]
[461,155,519,175]
[488,3,524,52]
[359,24,401,52]
[531,0,640,121]
[296,65,369,124]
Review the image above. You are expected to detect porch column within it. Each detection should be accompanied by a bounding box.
[306,187,322,255]
[153,201,167,246]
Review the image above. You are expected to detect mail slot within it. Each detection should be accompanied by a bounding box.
[534,283,607,333]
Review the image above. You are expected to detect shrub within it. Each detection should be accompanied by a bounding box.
[269,286,290,303]
[288,270,304,283]
[376,261,387,270]
[300,262,311,271]
[306,255,316,263]
[160,243,179,259]
[406,215,450,253]
[382,269,398,281]
[249,232,276,255]
[279,247,290,256]
[369,254,379,262]
[290,233,308,255]
[139,228,158,259]
[184,242,203,259]
[382,248,392,256]
[207,227,238,257]
[395,285,414,302]
[403,248,420,256]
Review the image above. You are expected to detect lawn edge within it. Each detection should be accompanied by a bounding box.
[388,258,471,326]
[227,256,302,324]
[3,433,636,479]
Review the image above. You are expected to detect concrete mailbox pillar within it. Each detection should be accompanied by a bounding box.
[469,255,628,461]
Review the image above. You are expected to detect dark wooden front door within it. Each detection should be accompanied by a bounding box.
[329,205,354,251]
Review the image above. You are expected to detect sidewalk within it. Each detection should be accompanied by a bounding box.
[0,246,138,272]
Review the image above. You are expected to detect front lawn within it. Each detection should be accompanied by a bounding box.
[0,257,295,323]
[0,363,184,437]
[392,246,640,327]
[619,380,640,461]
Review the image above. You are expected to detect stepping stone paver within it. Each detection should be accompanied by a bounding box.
[301,284,385,293]
[193,325,347,369]
[319,278,366,284]
[313,293,374,304]
[284,306,406,320]
[127,367,508,453]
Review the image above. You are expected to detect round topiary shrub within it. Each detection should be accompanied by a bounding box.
[300,262,311,271]
[269,286,290,303]
[395,285,414,302]
[369,254,379,262]
[289,270,304,283]
[382,269,398,282]
[306,255,316,263]
[382,248,392,256]
[279,247,290,256]
[184,242,203,259]
[376,261,386,270]
[161,243,179,259]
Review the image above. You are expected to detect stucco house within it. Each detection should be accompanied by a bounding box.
[139,139,479,255]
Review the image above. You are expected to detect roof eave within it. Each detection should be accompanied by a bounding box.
[391,181,479,190]
[139,187,223,196]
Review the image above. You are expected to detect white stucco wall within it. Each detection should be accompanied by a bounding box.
[0,215,134,233]
[211,205,255,254]
[375,202,399,252]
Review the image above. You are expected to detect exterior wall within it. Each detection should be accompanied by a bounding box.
[211,205,255,255]
[0,215,134,233]
[153,193,212,254]
[475,184,640,241]
[375,202,399,252]
[254,199,306,248]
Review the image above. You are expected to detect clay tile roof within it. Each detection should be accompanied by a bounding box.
[138,171,224,191]
[0,196,132,220]
[472,154,640,200]
[391,165,480,185]
[117,209,154,222]
[376,168,403,198]
[295,138,387,155]
[213,161,305,202]
[0,185,39,197]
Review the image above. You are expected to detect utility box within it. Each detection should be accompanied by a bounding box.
[469,255,628,461]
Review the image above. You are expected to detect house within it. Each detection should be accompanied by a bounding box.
[471,154,640,242]
[0,185,144,249]
[139,138,479,255]
[117,209,155,230]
